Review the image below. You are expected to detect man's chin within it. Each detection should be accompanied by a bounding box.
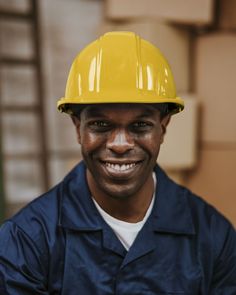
[98,181,143,200]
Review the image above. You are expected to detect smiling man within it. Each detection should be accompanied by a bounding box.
[0,32,235,294]
[72,103,170,223]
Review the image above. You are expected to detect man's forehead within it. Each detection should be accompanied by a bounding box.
[81,103,160,117]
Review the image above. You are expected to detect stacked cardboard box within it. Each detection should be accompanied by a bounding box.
[106,0,214,25]
[186,34,236,224]
[194,34,236,143]
[158,94,199,170]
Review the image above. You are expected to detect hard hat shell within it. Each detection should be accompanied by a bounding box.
[57,31,184,114]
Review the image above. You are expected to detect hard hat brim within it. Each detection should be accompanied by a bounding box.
[57,96,184,115]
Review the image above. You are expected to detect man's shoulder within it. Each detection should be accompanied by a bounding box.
[183,184,233,230]
[3,162,85,242]
[165,172,236,261]
[0,184,62,260]
[174,178,233,230]
[156,165,234,234]
[4,183,62,244]
[175,179,235,251]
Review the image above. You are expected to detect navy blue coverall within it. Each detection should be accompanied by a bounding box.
[0,161,235,294]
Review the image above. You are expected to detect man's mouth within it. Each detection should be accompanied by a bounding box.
[105,162,137,172]
[100,160,142,177]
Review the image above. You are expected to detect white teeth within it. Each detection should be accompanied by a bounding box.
[106,162,136,171]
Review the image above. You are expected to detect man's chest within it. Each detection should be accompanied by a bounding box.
[54,229,203,295]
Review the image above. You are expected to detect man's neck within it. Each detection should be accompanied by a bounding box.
[87,172,155,223]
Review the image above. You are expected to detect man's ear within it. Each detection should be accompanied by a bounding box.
[160,114,171,144]
[71,115,81,144]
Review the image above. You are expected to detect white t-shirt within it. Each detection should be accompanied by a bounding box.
[93,173,156,251]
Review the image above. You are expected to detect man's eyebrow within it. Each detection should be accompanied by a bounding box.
[136,111,156,118]
[134,108,158,118]
[85,107,108,117]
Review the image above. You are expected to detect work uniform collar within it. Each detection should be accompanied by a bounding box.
[58,161,103,231]
[151,166,195,235]
[58,161,195,236]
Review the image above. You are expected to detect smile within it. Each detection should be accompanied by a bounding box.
[105,162,136,172]
[100,160,142,178]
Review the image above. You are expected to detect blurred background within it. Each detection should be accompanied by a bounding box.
[0,0,235,226]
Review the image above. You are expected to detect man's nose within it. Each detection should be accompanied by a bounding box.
[106,129,134,154]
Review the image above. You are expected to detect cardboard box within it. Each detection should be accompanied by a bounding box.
[106,0,214,25]
[100,20,190,92]
[194,33,236,143]
[186,148,236,226]
[158,94,199,170]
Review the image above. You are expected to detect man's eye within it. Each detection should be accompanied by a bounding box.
[89,121,110,128]
[131,121,153,132]
[133,122,147,127]
[132,121,151,128]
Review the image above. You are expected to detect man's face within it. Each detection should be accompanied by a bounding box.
[73,104,170,200]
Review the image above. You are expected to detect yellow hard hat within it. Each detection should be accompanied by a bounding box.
[57,31,184,114]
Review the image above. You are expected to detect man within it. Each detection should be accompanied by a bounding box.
[0,31,235,294]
